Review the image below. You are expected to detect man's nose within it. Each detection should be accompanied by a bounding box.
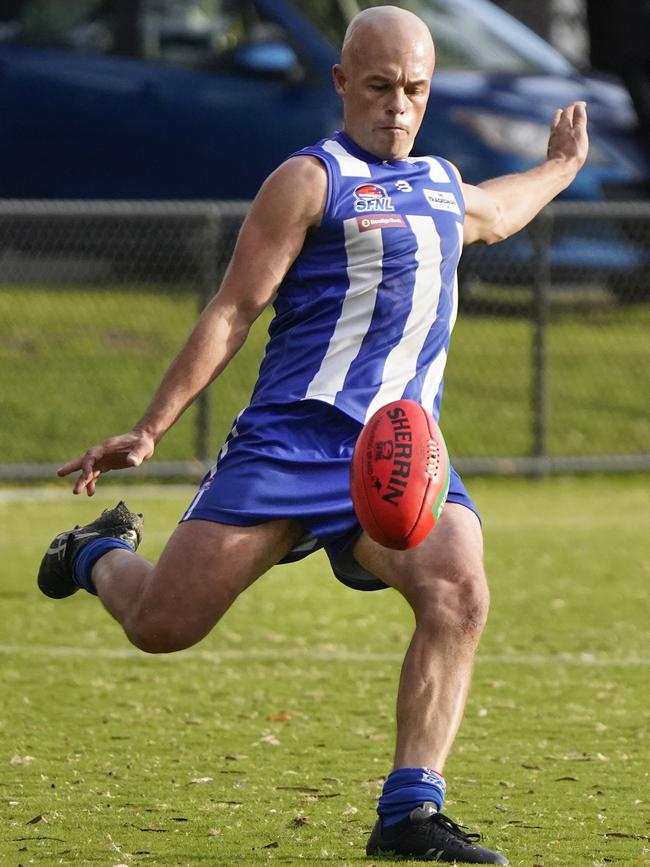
[387,88,406,113]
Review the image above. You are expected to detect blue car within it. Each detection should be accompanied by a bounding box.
[1,0,649,280]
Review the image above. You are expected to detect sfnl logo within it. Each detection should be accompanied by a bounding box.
[353,183,395,213]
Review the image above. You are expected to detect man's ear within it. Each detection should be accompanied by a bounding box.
[332,63,346,96]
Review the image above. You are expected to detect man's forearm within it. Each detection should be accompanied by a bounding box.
[133,301,251,444]
[477,157,577,243]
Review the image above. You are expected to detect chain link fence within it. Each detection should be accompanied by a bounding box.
[1,200,649,481]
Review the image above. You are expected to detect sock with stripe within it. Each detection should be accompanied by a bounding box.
[73,537,134,595]
[377,767,446,826]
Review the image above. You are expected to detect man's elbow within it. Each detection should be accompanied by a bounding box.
[467,223,509,247]
[466,204,510,246]
[483,210,511,245]
[484,227,510,245]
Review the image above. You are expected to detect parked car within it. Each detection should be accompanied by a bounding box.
[1,0,649,287]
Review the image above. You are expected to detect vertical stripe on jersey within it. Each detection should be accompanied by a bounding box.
[305,218,384,403]
[421,347,448,414]
[423,223,463,417]
[417,156,452,184]
[449,222,462,334]
[364,215,443,422]
[427,223,462,418]
[322,139,372,177]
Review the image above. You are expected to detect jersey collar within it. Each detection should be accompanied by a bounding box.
[336,130,409,166]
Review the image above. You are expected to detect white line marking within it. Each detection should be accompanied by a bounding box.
[0,644,647,667]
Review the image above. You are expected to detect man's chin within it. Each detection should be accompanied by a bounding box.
[375,131,412,161]
[348,129,413,161]
[380,147,411,161]
[370,143,412,161]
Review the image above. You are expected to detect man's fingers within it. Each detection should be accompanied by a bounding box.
[72,473,88,496]
[548,101,589,165]
[59,432,154,493]
[572,100,587,127]
[82,450,100,472]
[556,101,587,129]
[57,457,84,477]
[72,466,101,496]
[60,446,105,491]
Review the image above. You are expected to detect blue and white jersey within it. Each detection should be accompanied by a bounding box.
[249,130,464,424]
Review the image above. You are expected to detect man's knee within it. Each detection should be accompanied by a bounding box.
[124,613,208,654]
[410,562,490,639]
[123,593,222,654]
[443,565,490,636]
[119,517,301,653]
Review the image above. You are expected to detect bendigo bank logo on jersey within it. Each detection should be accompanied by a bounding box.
[353,183,395,213]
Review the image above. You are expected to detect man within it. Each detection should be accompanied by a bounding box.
[38,6,588,863]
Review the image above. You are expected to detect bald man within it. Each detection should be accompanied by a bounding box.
[38,6,588,863]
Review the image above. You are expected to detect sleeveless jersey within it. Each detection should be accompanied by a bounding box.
[249,130,464,424]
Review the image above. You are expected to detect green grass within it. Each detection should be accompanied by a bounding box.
[1,476,649,865]
[0,285,273,465]
[2,286,649,464]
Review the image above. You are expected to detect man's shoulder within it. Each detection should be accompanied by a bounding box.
[252,154,327,227]
[273,153,329,187]
[292,133,341,157]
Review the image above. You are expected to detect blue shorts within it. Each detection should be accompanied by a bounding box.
[182,400,479,591]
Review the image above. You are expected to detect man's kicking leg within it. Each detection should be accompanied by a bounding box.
[38,502,303,654]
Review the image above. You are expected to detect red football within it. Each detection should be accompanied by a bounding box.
[350,399,450,550]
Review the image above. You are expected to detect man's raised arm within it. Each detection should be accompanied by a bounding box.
[58,156,327,495]
[461,101,588,246]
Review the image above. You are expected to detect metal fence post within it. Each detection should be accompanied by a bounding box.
[531,211,553,473]
[195,213,220,464]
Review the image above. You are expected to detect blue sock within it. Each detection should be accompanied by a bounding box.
[73,537,134,595]
[378,767,446,827]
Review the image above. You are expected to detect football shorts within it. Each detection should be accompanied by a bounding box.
[182,400,479,591]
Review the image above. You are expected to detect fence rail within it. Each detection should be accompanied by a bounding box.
[2,199,649,481]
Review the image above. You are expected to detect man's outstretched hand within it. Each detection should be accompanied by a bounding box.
[57,430,155,496]
[547,101,589,173]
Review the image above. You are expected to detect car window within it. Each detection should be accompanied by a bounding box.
[0,0,289,73]
[140,0,288,70]
[288,0,573,76]
[0,0,156,55]
[400,0,573,74]
[0,1,116,52]
[403,0,547,73]
[287,0,348,49]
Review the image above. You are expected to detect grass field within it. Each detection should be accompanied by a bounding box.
[2,286,650,464]
[1,475,649,866]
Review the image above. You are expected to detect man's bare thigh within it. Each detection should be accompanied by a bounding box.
[352,503,484,597]
[138,517,304,637]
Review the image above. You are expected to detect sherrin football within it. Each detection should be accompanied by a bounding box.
[350,399,450,550]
